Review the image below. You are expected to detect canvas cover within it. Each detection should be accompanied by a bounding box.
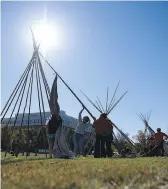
[49,75,75,158]
[52,126,75,159]
[49,75,60,115]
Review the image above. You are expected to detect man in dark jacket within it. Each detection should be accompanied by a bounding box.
[93,113,113,158]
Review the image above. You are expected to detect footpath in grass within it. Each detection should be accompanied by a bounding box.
[1,156,168,189]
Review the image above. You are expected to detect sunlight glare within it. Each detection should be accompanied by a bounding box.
[31,20,62,53]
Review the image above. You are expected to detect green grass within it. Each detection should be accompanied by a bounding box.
[1,151,47,162]
[1,153,168,189]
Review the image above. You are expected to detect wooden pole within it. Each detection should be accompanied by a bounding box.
[105,87,109,113]
[39,52,95,120]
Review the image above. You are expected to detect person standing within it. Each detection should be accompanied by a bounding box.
[93,113,113,158]
[47,114,62,158]
[74,106,91,157]
[154,128,167,156]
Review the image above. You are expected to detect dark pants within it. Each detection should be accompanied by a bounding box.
[48,134,55,158]
[155,142,164,156]
[94,133,113,158]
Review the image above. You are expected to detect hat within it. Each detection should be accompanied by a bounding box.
[100,113,107,118]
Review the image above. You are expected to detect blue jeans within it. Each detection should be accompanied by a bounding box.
[73,133,84,156]
[48,134,55,158]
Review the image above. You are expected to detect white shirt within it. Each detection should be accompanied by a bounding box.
[74,109,92,135]
[75,121,91,135]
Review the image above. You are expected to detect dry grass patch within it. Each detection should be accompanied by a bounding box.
[2,157,168,189]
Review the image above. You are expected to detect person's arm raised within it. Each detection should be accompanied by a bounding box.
[78,106,85,122]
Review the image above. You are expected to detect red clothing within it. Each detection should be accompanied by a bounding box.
[149,137,156,147]
[93,117,113,134]
[154,132,167,145]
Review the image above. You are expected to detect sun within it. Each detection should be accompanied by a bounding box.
[31,20,62,54]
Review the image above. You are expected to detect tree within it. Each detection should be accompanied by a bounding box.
[1,126,12,151]
[114,131,135,153]
[133,130,148,154]
[12,129,26,142]
[115,131,129,148]
[38,126,48,149]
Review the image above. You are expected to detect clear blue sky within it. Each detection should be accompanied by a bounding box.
[1,2,168,137]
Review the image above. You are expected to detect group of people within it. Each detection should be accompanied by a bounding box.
[10,139,37,157]
[73,106,114,158]
[47,105,114,158]
[47,105,167,158]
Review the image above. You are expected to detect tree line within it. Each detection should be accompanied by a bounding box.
[1,125,156,155]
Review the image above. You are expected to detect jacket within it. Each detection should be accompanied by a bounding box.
[48,116,62,135]
[93,117,113,134]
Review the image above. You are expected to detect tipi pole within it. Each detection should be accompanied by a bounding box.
[39,52,95,120]
[95,100,103,113]
[107,81,120,113]
[105,87,109,113]
[96,97,105,113]
[80,91,102,113]
[1,52,36,117]
[107,91,128,114]
[112,122,136,149]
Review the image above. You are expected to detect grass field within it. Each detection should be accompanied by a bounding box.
[1,152,168,189]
